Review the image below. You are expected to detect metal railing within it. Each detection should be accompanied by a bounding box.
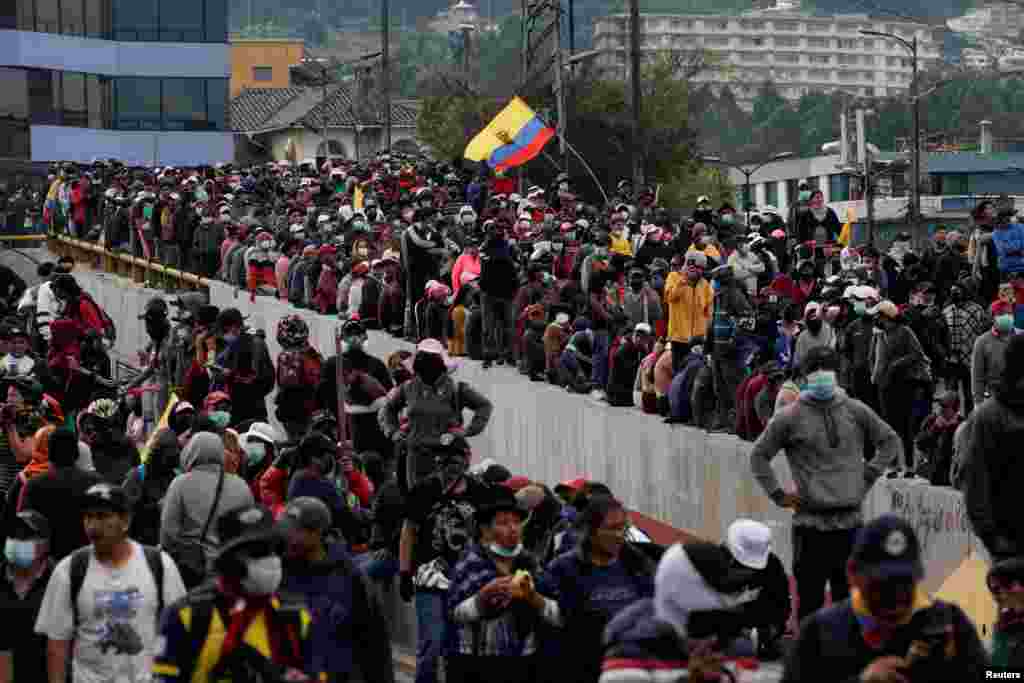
[48,235,210,293]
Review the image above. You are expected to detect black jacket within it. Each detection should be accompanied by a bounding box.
[781,599,986,683]
[23,466,102,561]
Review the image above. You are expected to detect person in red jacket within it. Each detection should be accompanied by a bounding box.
[50,274,106,338]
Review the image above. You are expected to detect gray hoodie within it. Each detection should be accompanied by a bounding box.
[750,388,901,529]
[159,432,254,559]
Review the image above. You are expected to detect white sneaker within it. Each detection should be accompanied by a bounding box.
[591,389,606,401]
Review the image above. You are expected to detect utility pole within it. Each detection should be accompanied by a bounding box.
[629,0,642,197]
[568,0,575,60]
[857,108,876,245]
[910,35,920,230]
[554,3,567,171]
[382,0,391,151]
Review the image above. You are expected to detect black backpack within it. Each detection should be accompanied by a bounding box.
[69,545,165,627]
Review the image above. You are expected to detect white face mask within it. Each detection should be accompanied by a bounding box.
[259,240,273,251]
[241,555,283,595]
[487,543,523,559]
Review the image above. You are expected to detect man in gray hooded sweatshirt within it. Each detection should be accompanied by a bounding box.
[750,347,901,621]
[159,431,254,587]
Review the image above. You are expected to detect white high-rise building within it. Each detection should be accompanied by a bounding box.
[592,10,942,108]
[948,2,1024,43]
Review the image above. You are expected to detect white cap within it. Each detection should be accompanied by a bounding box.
[697,195,710,203]
[555,313,570,326]
[245,422,279,445]
[634,322,653,336]
[317,214,330,224]
[726,519,772,570]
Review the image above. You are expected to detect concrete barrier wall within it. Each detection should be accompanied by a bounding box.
[73,269,988,595]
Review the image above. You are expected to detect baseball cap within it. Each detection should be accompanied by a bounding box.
[804,301,822,318]
[81,483,131,513]
[850,514,924,581]
[11,510,51,539]
[216,504,281,558]
[244,422,279,446]
[634,322,653,336]
[476,496,528,527]
[280,497,332,534]
[726,519,772,570]
[555,477,587,494]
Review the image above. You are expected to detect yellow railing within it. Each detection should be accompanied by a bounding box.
[48,235,210,292]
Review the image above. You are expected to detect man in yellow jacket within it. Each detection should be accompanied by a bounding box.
[664,251,714,373]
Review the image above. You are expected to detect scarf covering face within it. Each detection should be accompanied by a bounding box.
[852,585,932,649]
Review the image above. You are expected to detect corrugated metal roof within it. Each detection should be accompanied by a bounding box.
[925,152,1024,175]
[230,84,418,133]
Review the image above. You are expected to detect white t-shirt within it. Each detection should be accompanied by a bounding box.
[35,542,187,683]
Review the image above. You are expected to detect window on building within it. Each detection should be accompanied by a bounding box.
[162,77,206,129]
[707,20,730,31]
[774,36,799,47]
[837,38,857,49]
[113,0,158,40]
[206,77,227,130]
[740,52,763,62]
[809,55,831,64]
[942,174,969,195]
[27,69,57,125]
[114,77,161,129]
[775,53,799,64]
[87,74,107,128]
[765,181,779,207]
[160,0,203,41]
[252,66,273,82]
[0,68,28,121]
[17,0,34,31]
[773,20,799,31]
[61,0,85,35]
[61,72,88,126]
[739,19,765,30]
[807,37,830,48]
[35,0,59,33]
[741,37,765,47]
[837,54,857,65]
[85,0,108,38]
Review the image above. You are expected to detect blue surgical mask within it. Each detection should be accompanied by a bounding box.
[244,442,266,467]
[997,314,1015,334]
[209,411,231,428]
[222,333,239,344]
[853,301,867,317]
[4,538,38,569]
[487,543,523,559]
[804,370,837,401]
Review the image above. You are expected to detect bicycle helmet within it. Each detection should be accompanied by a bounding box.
[277,314,310,350]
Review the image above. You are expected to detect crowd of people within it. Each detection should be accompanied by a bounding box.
[0,155,1019,681]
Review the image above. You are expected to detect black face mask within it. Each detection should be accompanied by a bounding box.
[145,316,171,341]
[630,279,644,292]
[806,318,823,334]
[413,352,447,385]
[949,289,965,304]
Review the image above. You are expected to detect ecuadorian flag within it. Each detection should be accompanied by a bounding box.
[464,97,554,171]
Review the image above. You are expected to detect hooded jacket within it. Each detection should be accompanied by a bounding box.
[964,377,1024,560]
[159,432,254,561]
[281,543,395,683]
[750,389,901,528]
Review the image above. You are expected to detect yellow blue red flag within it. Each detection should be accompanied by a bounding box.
[464,97,554,171]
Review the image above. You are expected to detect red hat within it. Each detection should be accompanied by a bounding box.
[555,477,586,493]
[351,261,370,276]
[992,300,1014,317]
[319,244,338,257]
[502,476,532,492]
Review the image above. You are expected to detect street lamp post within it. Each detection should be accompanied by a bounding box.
[700,152,794,225]
[861,29,920,230]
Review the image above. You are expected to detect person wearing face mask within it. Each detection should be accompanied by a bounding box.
[840,288,882,409]
[793,189,840,245]
[969,200,1002,303]
[783,515,986,683]
[239,422,277,498]
[286,433,363,550]
[379,339,492,489]
[606,324,654,408]
[728,235,767,297]
[128,296,174,424]
[0,323,39,379]
[692,195,715,226]
[317,318,393,419]
[446,497,558,683]
[36,483,187,683]
[686,223,721,266]
[941,280,989,415]
[972,300,1017,407]
[397,440,504,683]
[124,401,196,547]
[79,398,139,486]
[279,497,395,683]
[153,503,313,683]
[160,432,255,588]
[215,308,275,426]
[0,510,54,683]
[752,347,902,622]
[622,267,662,330]
[665,251,713,374]
[451,236,482,298]
[793,301,836,372]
